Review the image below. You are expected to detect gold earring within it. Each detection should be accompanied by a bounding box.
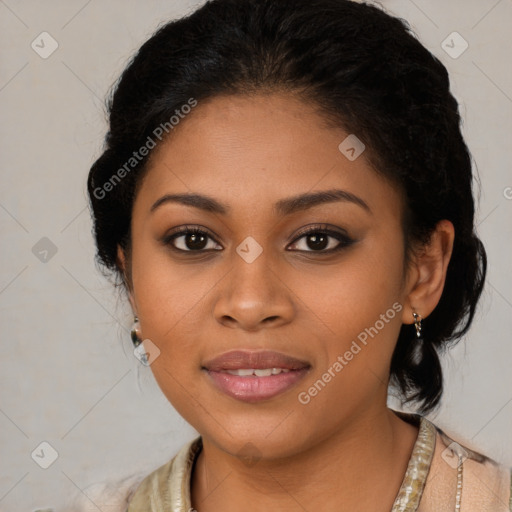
[412,311,423,339]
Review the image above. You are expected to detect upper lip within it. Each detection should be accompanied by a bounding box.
[202,350,310,371]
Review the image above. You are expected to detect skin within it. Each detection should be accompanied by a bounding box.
[118,92,454,511]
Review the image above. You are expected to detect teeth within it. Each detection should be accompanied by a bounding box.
[254,368,272,377]
[224,368,291,377]
[226,369,255,376]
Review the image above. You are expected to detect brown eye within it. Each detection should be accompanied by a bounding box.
[288,227,355,253]
[164,227,222,252]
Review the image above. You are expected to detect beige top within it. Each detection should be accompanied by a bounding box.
[69,413,512,512]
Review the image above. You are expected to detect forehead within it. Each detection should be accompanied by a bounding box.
[135,93,402,219]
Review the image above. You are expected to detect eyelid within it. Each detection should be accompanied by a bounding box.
[291,223,350,240]
[165,224,217,239]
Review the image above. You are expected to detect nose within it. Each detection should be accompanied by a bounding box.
[212,246,295,331]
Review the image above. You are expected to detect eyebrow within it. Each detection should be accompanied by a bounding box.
[150,188,372,216]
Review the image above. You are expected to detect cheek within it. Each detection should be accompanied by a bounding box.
[294,282,403,424]
[131,240,215,344]
[133,265,209,412]
[292,242,404,343]
[290,238,405,397]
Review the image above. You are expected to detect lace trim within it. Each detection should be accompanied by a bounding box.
[390,414,437,511]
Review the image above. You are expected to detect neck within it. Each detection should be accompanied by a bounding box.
[191,407,419,512]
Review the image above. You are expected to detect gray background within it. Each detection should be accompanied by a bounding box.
[0,1,511,510]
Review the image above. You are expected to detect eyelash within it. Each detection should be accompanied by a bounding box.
[162,224,355,255]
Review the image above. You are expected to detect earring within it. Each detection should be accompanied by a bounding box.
[412,311,423,340]
[131,316,142,348]
[411,311,424,365]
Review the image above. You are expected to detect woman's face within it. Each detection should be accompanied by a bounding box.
[124,92,416,460]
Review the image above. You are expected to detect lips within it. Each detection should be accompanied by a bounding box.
[203,350,310,372]
[202,350,311,402]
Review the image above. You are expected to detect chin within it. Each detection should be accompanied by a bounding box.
[197,412,315,461]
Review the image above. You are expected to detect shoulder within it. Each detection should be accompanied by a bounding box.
[424,419,511,512]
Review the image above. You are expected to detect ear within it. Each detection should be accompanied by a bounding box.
[401,219,455,324]
[116,245,137,315]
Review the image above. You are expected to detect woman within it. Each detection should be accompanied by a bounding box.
[72,0,511,510]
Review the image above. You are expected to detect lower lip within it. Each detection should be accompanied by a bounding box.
[205,369,309,402]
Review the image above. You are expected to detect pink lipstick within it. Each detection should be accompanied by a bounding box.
[202,350,310,402]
